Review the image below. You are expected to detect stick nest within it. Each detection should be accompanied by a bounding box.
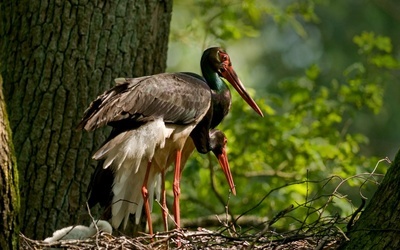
[21,157,389,249]
[20,225,344,249]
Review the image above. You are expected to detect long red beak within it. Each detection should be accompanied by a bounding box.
[216,148,236,196]
[220,64,264,117]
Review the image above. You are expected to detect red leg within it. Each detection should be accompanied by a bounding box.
[161,170,169,231]
[141,161,153,235]
[172,150,182,229]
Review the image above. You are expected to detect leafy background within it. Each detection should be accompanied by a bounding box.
[154,0,399,232]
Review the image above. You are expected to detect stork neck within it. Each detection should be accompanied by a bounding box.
[210,89,231,128]
[202,68,227,93]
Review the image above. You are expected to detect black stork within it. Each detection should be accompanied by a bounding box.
[152,128,235,232]
[79,47,263,233]
[86,128,233,232]
[155,48,264,230]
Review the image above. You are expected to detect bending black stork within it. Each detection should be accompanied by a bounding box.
[79,47,263,234]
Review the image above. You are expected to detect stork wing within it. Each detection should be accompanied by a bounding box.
[77,73,211,131]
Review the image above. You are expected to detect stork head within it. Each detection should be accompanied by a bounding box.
[209,129,236,195]
[201,47,264,117]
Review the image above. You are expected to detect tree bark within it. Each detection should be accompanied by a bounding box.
[0,74,20,250]
[340,149,400,249]
[0,0,172,239]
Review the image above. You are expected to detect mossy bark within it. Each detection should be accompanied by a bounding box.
[340,149,400,249]
[0,0,172,239]
[0,74,20,250]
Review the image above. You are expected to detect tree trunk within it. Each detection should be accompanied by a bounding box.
[0,0,172,240]
[0,74,20,250]
[340,149,400,249]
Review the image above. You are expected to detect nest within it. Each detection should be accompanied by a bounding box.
[20,224,344,249]
[20,158,389,249]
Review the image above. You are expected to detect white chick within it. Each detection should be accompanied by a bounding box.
[44,220,112,242]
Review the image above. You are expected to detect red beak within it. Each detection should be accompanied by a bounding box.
[216,147,236,196]
[220,64,264,117]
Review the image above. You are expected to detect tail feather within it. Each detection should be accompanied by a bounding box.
[95,119,168,229]
[112,151,129,171]
[102,156,114,169]
[111,170,141,228]
[111,160,162,229]
[111,160,146,228]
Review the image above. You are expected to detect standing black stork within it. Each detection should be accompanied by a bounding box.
[79,47,263,233]
[155,48,264,230]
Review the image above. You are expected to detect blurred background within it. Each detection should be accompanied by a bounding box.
[158,0,399,232]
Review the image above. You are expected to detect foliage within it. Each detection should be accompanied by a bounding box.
[173,32,397,232]
[171,0,321,48]
[166,0,400,233]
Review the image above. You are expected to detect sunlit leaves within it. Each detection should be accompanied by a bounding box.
[353,32,392,54]
[353,32,400,69]
[370,55,399,69]
[305,64,320,80]
[171,0,322,46]
[340,33,399,114]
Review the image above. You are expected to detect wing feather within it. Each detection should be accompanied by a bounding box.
[77,73,211,131]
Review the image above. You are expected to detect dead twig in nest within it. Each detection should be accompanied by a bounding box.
[20,227,343,249]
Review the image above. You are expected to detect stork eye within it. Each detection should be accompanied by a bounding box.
[219,52,228,61]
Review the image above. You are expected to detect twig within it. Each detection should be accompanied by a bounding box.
[154,198,180,231]
[359,157,390,199]
[86,202,101,249]
[249,204,294,249]
[346,198,366,231]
